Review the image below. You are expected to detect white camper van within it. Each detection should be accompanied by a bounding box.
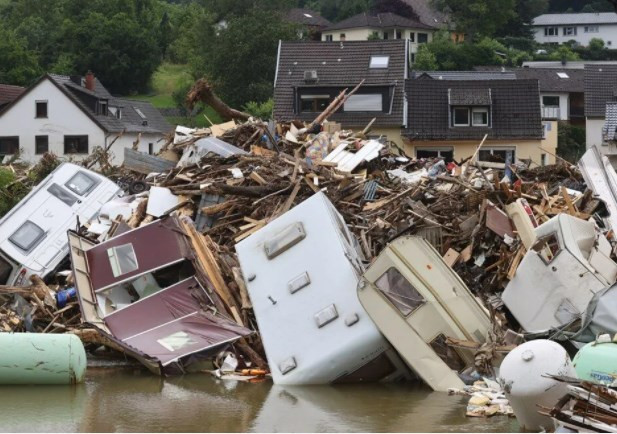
[235,192,410,385]
[0,163,120,286]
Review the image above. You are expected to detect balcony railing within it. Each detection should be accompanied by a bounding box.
[542,106,561,119]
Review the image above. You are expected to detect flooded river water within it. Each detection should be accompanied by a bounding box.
[0,367,518,432]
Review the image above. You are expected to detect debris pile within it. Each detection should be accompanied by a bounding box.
[542,376,617,432]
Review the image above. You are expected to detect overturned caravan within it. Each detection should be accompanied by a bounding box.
[68,216,252,374]
[502,213,617,334]
[235,192,410,385]
[358,236,492,392]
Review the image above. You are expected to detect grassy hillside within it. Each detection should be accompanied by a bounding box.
[128,63,223,128]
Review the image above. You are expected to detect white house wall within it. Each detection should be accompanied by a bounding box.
[540,92,569,121]
[587,117,606,150]
[0,78,105,163]
[322,28,433,43]
[533,24,617,47]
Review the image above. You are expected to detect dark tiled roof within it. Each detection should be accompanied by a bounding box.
[414,71,517,80]
[585,64,617,117]
[114,99,173,134]
[324,12,434,31]
[0,84,26,106]
[450,88,491,105]
[46,74,171,134]
[514,68,584,93]
[401,0,450,28]
[286,8,331,27]
[404,79,543,140]
[274,40,407,128]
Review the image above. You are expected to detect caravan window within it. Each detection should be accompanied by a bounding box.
[375,267,425,316]
[532,233,561,264]
[107,244,139,277]
[48,184,77,206]
[65,171,100,196]
[9,221,45,252]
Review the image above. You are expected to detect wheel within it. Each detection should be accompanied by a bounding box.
[129,180,149,194]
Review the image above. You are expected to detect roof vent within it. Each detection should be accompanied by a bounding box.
[142,120,148,126]
[304,70,318,83]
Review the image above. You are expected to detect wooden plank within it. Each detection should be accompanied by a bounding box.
[443,248,460,268]
[180,218,244,325]
[249,172,268,185]
[123,148,176,174]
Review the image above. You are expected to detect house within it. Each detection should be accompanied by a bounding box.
[285,8,331,41]
[531,13,617,47]
[584,64,617,154]
[403,78,557,165]
[274,40,408,147]
[320,12,435,61]
[0,84,25,111]
[514,68,585,125]
[0,72,171,164]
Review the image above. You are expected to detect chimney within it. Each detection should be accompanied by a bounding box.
[85,71,95,91]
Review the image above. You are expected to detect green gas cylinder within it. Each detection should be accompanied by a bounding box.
[0,333,86,384]
[573,340,617,385]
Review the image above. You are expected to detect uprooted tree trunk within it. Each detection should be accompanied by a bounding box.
[186,78,251,122]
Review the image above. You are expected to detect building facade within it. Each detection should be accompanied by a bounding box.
[531,13,617,47]
[0,73,171,164]
[274,39,409,147]
[403,78,557,165]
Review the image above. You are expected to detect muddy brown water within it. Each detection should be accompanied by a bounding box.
[0,367,518,432]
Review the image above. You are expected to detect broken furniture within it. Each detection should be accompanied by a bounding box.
[357,236,491,392]
[235,192,410,385]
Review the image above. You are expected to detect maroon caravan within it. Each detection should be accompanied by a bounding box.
[68,216,252,374]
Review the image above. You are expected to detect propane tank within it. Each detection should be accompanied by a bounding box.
[498,340,575,431]
[0,333,86,384]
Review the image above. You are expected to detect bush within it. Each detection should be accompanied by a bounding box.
[244,99,274,120]
[557,121,586,162]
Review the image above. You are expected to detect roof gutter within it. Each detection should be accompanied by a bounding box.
[403,38,409,128]
[274,40,282,88]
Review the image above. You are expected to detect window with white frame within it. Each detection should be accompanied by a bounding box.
[452,107,470,126]
[369,55,389,68]
[584,25,599,33]
[344,94,383,112]
[472,107,489,126]
[300,94,331,112]
[563,26,577,36]
[544,26,558,36]
[416,147,454,161]
[478,147,516,163]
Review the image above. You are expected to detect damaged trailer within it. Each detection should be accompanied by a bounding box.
[502,213,617,333]
[357,236,492,392]
[68,216,252,374]
[0,162,121,287]
[235,192,410,385]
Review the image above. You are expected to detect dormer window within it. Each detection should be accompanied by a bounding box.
[98,100,108,116]
[370,56,389,68]
[472,107,489,126]
[452,107,470,126]
[452,106,490,127]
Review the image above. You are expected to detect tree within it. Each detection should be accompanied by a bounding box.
[194,9,299,108]
[63,11,161,94]
[548,45,579,62]
[0,28,42,85]
[432,0,516,41]
[414,45,438,70]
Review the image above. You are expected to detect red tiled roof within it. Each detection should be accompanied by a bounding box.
[0,84,26,105]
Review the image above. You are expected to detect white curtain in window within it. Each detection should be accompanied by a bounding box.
[344,94,382,112]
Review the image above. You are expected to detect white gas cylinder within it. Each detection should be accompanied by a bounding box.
[498,340,576,431]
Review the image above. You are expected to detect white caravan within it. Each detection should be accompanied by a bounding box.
[0,163,120,286]
[235,192,410,385]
